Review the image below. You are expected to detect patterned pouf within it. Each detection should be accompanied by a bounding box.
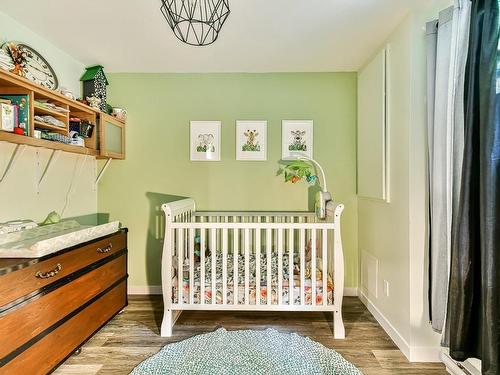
[131,328,362,375]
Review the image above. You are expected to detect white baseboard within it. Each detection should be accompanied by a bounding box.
[359,290,411,360]
[128,285,163,295]
[359,290,442,362]
[343,287,358,297]
[128,285,359,297]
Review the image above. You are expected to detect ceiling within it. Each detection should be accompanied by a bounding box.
[0,0,431,73]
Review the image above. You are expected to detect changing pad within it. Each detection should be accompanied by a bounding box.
[0,220,120,258]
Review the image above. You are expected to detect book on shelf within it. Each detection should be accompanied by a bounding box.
[0,94,30,136]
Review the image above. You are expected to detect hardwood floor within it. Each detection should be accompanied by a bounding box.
[55,296,447,374]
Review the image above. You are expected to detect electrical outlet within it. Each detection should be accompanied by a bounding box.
[383,280,390,297]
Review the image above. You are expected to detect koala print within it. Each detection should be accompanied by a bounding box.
[289,130,307,151]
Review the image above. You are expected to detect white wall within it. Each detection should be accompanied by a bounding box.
[0,11,97,224]
[358,0,452,362]
[0,11,84,95]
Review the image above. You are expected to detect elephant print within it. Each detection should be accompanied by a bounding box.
[197,134,216,152]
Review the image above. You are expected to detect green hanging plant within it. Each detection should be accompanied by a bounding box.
[277,160,318,185]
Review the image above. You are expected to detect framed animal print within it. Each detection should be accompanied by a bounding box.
[236,120,267,161]
[190,121,221,161]
[281,120,314,159]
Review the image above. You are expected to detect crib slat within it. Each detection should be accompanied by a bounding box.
[278,228,283,305]
[222,228,228,305]
[200,228,206,305]
[288,228,294,306]
[311,229,317,306]
[244,228,250,305]
[266,218,272,306]
[211,228,216,305]
[300,227,305,306]
[255,228,261,306]
[322,229,328,306]
[233,226,239,305]
[189,228,195,304]
[177,228,183,305]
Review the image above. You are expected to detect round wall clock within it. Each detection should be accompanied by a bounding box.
[1,42,58,90]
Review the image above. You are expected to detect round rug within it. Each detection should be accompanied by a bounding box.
[131,328,362,375]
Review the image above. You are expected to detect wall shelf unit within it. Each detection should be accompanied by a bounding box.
[0,69,125,159]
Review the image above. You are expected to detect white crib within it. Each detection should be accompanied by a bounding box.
[160,198,346,339]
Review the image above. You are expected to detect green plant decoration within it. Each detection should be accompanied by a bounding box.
[277,160,318,185]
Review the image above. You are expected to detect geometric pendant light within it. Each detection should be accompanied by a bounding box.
[160,0,230,46]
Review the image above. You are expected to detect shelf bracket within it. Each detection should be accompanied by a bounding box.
[0,144,26,184]
[36,150,61,194]
[95,158,112,186]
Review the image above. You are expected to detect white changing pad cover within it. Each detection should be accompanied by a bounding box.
[0,220,120,258]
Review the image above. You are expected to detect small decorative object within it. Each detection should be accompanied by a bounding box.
[86,96,101,109]
[282,120,314,159]
[190,121,221,161]
[279,155,332,219]
[80,65,108,111]
[1,42,58,89]
[106,104,113,115]
[160,0,230,46]
[41,211,61,226]
[112,107,127,122]
[0,103,15,132]
[80,121,94,138]
[58,87,75,100]
[236,120,267,161]
[278,160,317,185]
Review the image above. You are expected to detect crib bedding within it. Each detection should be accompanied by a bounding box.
[172,252,334,306]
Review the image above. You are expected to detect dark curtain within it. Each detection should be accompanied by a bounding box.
[447,0,499,374]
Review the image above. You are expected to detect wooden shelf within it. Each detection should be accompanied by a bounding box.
[0,69,96,115]
[0,131,99,156]
[0,69,125,159]
[33,120,68,133]
[34,105,69,118]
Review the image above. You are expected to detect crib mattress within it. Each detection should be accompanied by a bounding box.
[172,252,334,306]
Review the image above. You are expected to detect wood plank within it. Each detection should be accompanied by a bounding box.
[0,231,126,308]
[0,70,96,115]
[0,131,99,156]
[33,105,69,119]
[0,282,126,375]
[0,255,127,359]
[53,296,447,375]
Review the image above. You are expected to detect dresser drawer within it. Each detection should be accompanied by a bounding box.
[0,254,126,360]
[0,231,126,309]
[0,281,126,375]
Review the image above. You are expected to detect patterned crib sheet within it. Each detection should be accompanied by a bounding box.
[172,252,334,306]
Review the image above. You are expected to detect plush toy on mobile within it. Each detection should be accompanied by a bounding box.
[278,156,332,219]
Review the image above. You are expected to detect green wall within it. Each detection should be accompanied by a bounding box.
[99,73,358,288]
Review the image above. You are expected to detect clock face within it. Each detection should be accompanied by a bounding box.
[2,42,58,90]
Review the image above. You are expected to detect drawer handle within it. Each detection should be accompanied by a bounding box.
[97,243,113,254]
[35,263,62,279]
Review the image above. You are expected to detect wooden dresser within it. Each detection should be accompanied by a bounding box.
[0,229,128,375]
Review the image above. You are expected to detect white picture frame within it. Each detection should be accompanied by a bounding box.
[236,120,267,161]
[190,121,221,161]
[281,120,314,159]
